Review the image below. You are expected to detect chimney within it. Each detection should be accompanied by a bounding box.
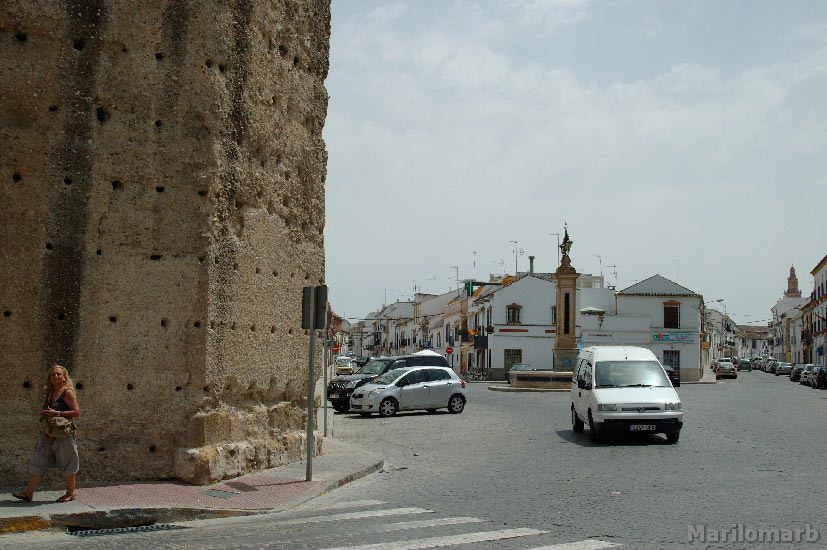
[529,256,535,275]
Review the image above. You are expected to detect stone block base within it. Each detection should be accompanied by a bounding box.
[174,430,323,485]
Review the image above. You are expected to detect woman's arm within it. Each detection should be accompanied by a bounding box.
[58,389,80,419]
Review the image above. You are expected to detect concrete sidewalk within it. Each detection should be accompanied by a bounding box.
[684,366,718,384]
[0,435,382,536]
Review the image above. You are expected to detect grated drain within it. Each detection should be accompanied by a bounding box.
[68,523,188,537]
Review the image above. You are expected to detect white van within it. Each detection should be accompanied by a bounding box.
[571,346,683,443]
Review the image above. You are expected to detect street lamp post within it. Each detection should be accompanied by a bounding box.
[549,233,560,267]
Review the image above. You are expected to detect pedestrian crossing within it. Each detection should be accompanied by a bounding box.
[275,499,623,550]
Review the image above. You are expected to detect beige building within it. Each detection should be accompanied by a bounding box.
[1,1,331,485]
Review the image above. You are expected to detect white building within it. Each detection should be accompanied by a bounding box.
[807,254,827,367]
[770,267,807,361]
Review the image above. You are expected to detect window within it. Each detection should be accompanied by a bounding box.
[664,301,680,329]
[663,350,680,373]
[506,303,522,324]
[504,349,523,371]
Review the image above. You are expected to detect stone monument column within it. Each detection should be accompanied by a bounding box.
[553,229,580,371]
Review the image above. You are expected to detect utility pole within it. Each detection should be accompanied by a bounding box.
[450,266,459,290]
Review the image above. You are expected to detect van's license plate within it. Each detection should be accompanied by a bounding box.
[629,424,656,431]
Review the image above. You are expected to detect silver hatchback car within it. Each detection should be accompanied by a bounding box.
[350,366,467,417]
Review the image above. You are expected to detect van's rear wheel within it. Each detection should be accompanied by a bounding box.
[666,431,680,444]
[571,408,584,433]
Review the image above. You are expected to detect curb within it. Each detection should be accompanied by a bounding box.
[0,457,384,535]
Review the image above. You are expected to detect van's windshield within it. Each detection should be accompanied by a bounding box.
[594,361,671,388]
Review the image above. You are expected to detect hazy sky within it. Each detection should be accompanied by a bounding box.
[323,0,826,325]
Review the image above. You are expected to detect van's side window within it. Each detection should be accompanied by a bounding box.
[583,363,592,386]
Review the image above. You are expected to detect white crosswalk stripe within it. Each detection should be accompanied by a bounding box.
[319,527,550,550]
[311,499,387,511]
[267,506,432,526]
[525,540,622,550]
[349,516,486,535]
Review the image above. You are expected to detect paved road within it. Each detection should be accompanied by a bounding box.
[4,371,826,549]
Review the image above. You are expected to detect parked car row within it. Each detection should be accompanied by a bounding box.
[326,354,468,416]
[750,356,827,389]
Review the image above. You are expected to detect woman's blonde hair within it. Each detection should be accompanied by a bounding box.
[43,364,75,393]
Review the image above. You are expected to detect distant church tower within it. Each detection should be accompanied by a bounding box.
[784,266,802,298]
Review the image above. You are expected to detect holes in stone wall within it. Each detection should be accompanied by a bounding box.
[45,242,54,250]
[15,32,27,42]
[304,273,310,280]
[250,324,256,332]
[108,315,117,323]
[57,313,65,320]
[255,267,260,274]
[149,445,157,453]
[232,262,238,271]
[193,321,201,328]
[270,326,276,334]
[2,311,11,317]
[272,270,278,277]
[288,328,294,335]
[22,381,31,389]
[12,173,22,182]
[197,190,207,197]
[205,59,214,68]
[218,63,227,73]
[150,254,161,260]
[160,318,169,328]
[175,386,182,392]
[210,320,216,330]
[76,383,84,390]
[63,178,73,186]
[48,105,59,112]
[202,385,210,392]
[230,322,237,330]
[111,180,123,190]
[293,56,299,67]
[282,196,289,208]
[198,256,205,264]
[155,52,165,61]
[278,45,287,57]
[96,249,102,256]
[127,383,134,390]
[155,186,165,193]
[95,106,109,124]
[73,39,85,51]
[154,120,163,127]
[98,446,106,452]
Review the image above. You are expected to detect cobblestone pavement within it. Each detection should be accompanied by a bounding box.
[3,371,825,549]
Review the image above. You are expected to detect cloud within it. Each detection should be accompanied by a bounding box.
[325,2,826,320]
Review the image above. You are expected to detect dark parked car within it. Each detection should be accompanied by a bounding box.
[737,359,752,371]
[326,354,449,412]
[810,366,827,389]
[790,364,806,381]
[775,362,792,376]
[663,364,681,387]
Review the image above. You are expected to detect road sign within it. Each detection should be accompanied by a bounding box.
[446,346,453,355]
[332,343,340,353]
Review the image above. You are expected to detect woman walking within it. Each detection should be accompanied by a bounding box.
[12,364,80,503]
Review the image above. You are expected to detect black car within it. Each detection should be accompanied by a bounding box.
[663,365,681,387]
[790,364,806,382]
[326,354,450,412]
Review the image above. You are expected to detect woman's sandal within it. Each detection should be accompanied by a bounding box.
[12,492,32,502]
[56,494,75,503]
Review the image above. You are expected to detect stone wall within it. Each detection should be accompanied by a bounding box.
[0,0,330,485]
